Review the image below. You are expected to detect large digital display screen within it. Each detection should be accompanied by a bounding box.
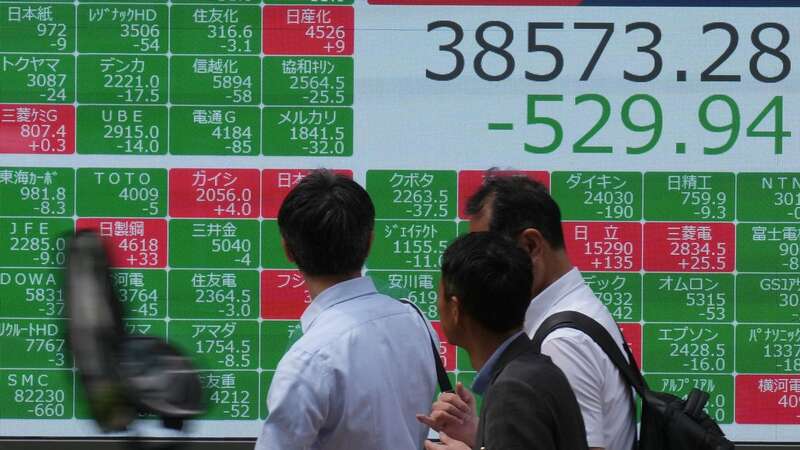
[0,0,798,443]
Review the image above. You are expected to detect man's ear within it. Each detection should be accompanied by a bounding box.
[449,295,461,326]
[280,237,296,263]
[519,228,546,258]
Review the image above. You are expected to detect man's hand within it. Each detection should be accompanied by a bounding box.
[423,432,472,450]
[417,382,479,447]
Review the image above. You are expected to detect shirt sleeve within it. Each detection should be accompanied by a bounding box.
[482,379,557,450]
[540,335,606,448]
[255,351,333,450]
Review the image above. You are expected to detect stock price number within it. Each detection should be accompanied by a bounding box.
[672,241,728,271]
[208,24,254,53]
[671,342,727,372]
[427,20,790,83]
[20,185,67,215]
[117,287,159,317]
[195,338,252,369]
[209,389,252,419]
[195,287,253,318]
[195,187,254,217]
[762,343,800,372]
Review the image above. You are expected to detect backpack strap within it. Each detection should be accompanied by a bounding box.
[399,300,453,393]
[531,311,647,396]
[531,311,645,450]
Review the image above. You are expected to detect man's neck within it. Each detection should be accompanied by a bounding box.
[540,250,574,293]
[464,327,521,372]
[305,272,362,300]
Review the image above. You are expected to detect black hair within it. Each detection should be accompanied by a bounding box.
[465,172,565,249]
[277,170,375,276]
[441,232,533,333]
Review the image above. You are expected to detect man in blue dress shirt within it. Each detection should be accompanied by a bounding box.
[255,170,439,450]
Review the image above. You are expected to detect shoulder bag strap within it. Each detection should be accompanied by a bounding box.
[400,300,453,393]
[531,311,646,395]
[530,311,644,450]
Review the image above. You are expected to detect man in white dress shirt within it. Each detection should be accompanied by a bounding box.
[421,174,635,450]
[255,170,438,450]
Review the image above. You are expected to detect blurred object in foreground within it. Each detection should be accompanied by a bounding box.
[65,230,205,433]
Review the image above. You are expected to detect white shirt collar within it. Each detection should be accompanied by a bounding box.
[524,268,584,335]
[300,276,378,333]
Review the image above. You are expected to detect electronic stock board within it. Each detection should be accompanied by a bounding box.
[0,0,798,444]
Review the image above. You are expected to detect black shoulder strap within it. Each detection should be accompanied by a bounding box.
[530,311,647,396]
[400,300,453,393]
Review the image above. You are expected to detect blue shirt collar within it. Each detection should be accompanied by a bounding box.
[471,330,525,395]
[300,276,378,333]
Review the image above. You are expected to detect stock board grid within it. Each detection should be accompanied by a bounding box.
[0,168,799,424]
[0,0,799,437]
[0,2,354,157]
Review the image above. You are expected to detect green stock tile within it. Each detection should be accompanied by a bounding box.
[0,4,75,53]
[0,269,64,318]
[458,221,470,236]
[260,370,275,420]
[199,370,259,420]
[457,346,474,371]
[0,54,74,103]
[736,275,800,323]
[366,170,457,220]
[0,167,73,216]
[169,269,259,320]
[643,172,734,221]
[77,55,167,104]
[77,106,167,155]
[643,374,732,424]
[368,220,457,270]
[76,168,166,217]
[169,320,258,371]
[0,218,72,267]
[0,319,71,369]
[73,385,92,420]
[170,56,260,105]
[642,324,733,373]
[260,320,302,370]
[261,220,293,270]
[643,274,733,323]
[170,106,260,156]
[170,5,260,54]
[169,220,259,269]
[263,57,353,106]
[551,171,642,221]
[368,270,440,320]
[736,325,800,373]
[262,107,352,157]
[738,173,800,222]
[0,370,74,419]
[112,269,166,319]
[77,4,167,53]
[584,272,642,322]
[737,223,800,273]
